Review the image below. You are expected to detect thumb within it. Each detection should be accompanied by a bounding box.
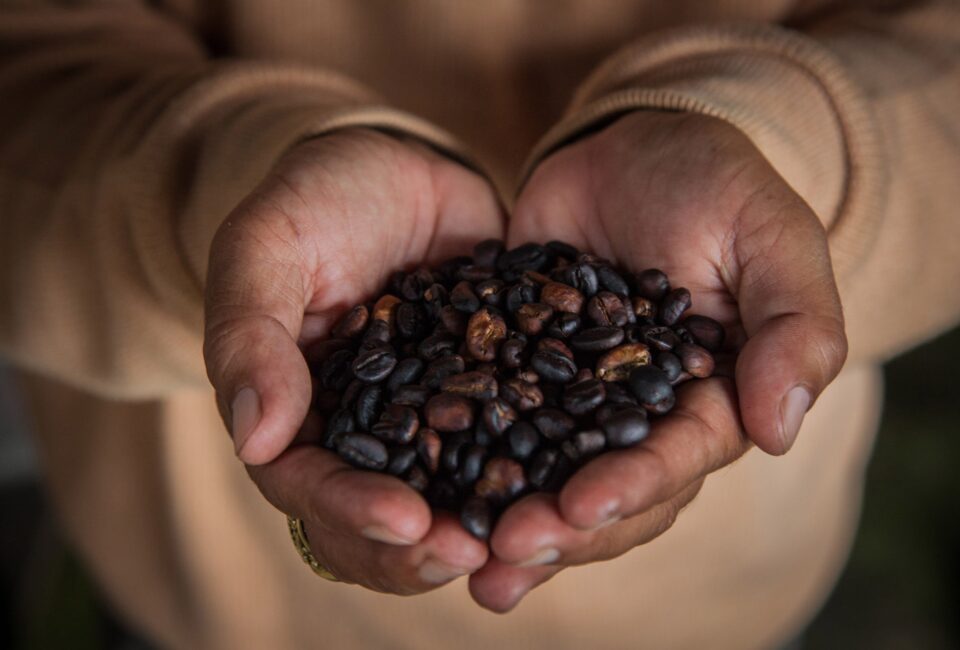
[733,193,848,455]
[203,208,312,466]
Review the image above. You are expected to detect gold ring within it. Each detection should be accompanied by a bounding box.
[287,516,340,582]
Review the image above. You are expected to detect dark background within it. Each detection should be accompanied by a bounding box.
[2,326,958,649]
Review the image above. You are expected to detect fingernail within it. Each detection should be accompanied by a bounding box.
[517,547,560,568]
[589,500,620,531]
[779,386,811,452]
[418,559,469,585]
[588,513,622,532]
[231,387,261,457]
[361,525,416,546]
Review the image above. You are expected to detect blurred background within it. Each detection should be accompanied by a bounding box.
[1,326,957,649]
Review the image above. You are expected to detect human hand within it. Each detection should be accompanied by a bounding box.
[469,111,848,611]
[203,129,503,592]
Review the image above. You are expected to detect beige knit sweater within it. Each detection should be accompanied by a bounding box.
[2,1,959,648]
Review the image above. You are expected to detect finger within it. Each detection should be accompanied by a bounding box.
[468,557,561,613]
[558,378,747,529]
[732,189,848,454]
[249,444,431,545]
[490,484,698,569]
[306,512,489,594]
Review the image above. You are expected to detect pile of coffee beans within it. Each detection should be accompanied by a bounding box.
[307,240,725,540]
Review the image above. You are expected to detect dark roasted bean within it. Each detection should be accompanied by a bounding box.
[441,371,498,400]
[602,407,650,448]
[304,337,352,373]
[528,448,567,491]
[497,242,549,279]
[570,326,625,351]
[530,349,577,383]
[362,319,391,346]
[681,315,726,352]
[454,444,487,487]
[603,382,638,406]
[386,357,425,393]
[676,342,715,378]
[396,302,427,339]
[646,392,676,415]
[587,291,630,327]
[596,343,651,382]
[557,262,599,297]
[563,378,607,415]
[500,337,526,368]
[475,458,526,502]
[461,496,492,540]
[324,408,355,449]
[540,281,584,314]
[504,282,538,313]
[596,266,630,296]
[352,345,397,383]
[631,297,657,319]
[406,464,429,492]
[421,354,465,390]
[635,269,670,301]
[546,240,579,261]
[506,421,540,460]
[424,393,475,432]
[515,302,554,336]
[562,430,605,462]
[532,408,576,441]
[401,269,434,301]
[473,239,505,268]
[475,278,505,306]
[457,265,497,282]
[418,333,457,360]
[499,378,544,411]
[423,283,448,316]
[355,384,383,430]
[371,404,420,443]
[473,418,493,446]
[427,477,459,511]
[451,280,481,313]
[390,384,431,408]
[386,446,418,476]
[332,305,369,338]
[536,337,574,360]
[339,378,364,409]
[416,428,441,474]
[655,351,684,383]
[318,349,355,390]
[482,398,517,437]
[659,288,692,326]
[546,313,581,339]
[643,325,680,351]
[336,432,388,470]
[441,431,473,473]
[628,365,675,411]
[438,305,466,337]
[465,308,507,361]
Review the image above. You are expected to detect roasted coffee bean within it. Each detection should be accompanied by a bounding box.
[339,378,364,409]
[681,315,725,352]
[318,349,356,390]
[473,239,505,268]
[482,398,518,436]
[504,282,538,313]
[352,345,397,383]
[332,305,369,339]
[441,431,474,473]
[563,378,607,415]
[386,357,425,393]
[546,313,581,339]
[643,325,680,351]
[517,368,539,384]
[537,337,574,360]
[324,408,355,448]
[466,308,507,361]
[575,367,595,383]
[362,319,391,346]
[336,432,388,470]
[528,448,568,491]
[372,294,402,327]
[396,302,427,339]
[631,297,657,319]
[673,325,695,345]
[515,302,554,336]
[416,428,441,474]
[557,262,599,297]
[562,430,606,462]
[540,281,584,314]
[424,393,475,432]
[506,421,540,460]
[386,446,418,476]
[628,365,675,411]
[570,326,624,351]
[500,337,526,368]
[646,392,676,415]
[603,382,638,406]
[473,418,493,447]
[532,408,576,441]
[588,291,630,327]
[418,333,458,360]
[423,283,448,314]
[602,407,650,448]
[531,349,577,383]
[461,496,492,540]
[371,404,420,443]
[457,265,497,282]
[497,242,549,279]
[437,305,466,337]
[355,384,384,430]
[500,378,544,411]
[387,270,406,296]
[422,354,465,390]
[475,278,505,306]
[400,269,434,301]
[546,240,579,261]
[596,266,630,297]
[427,477,459,511]
[390,384,431,408]
[596,343,651,382]
[406,464,429,492]
[655,351,684,383]
[451,281,481,313]
[454,444,487,487]
[304,337,353,372]
[635,269,670,301]
[475,458,526,502]
[441,371,498,400]
[659,288,692,326]
[676,342,715,378]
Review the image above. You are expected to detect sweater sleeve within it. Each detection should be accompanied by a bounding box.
[0,2,472,398]
[522,1,960,363]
